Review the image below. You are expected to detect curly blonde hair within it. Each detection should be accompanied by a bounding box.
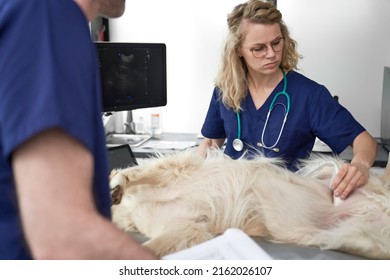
[216,0,301,111]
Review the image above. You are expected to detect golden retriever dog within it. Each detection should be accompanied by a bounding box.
[109,149,390,259]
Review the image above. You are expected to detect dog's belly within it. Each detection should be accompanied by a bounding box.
[110,150,390,259]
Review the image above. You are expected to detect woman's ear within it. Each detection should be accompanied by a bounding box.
[237,48,243,57]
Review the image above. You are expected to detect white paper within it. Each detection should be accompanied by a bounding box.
[162,228,273,260]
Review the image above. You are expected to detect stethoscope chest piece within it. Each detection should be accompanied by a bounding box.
[232,138,244,152]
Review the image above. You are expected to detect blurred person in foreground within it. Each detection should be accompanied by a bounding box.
[0,0,157,259]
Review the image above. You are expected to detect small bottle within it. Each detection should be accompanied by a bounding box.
[151,113,162,138]
[135,116,146,134]
[114,111,124,134]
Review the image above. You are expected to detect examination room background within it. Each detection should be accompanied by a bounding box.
[109,0,390,138]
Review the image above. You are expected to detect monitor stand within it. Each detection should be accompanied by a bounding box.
[106,110,151,147]
[124,110,136,134]
[118,110,152,147]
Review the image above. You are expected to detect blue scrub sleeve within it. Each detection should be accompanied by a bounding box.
[201,88,228,139]
[309,85,365,153]
[0,0,98,159]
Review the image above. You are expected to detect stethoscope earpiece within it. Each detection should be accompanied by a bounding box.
[257,142,280,152]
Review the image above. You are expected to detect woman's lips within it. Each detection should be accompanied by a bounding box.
[264,61,279,68]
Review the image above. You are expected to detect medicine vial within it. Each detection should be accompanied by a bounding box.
[135,116,146,134]
[114,111,125,133]
[151,113,162,137]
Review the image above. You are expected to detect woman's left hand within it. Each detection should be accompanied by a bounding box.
[331,162,370,200]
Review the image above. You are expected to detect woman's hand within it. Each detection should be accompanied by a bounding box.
[331,131,377,199]
[331,162,370,200]
[197,138,225,157]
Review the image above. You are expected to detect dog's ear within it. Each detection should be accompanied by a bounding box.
[111,185,124,205]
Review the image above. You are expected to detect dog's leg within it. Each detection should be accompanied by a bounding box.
[309,218,390,259]
[111,151,204,189]
[305,188,390,259]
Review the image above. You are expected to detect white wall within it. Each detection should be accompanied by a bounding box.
[110,0,390,137]
[278,0,390,137]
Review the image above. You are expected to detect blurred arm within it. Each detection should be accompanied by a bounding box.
[12,128,157,259]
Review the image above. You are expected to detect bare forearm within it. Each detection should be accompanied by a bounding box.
[13,129,157,259]
[19,189,157,259]
[332,131,377,199]
[351,131,377,168]
[93,217,157,260]
[29,212,157,260]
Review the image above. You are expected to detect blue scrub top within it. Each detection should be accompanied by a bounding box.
[0,0,111,259]
[201,71,365,170]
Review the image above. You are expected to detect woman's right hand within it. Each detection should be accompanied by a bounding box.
[197,137,225,157]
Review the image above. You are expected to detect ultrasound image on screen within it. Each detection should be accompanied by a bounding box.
[97,43,167,112]
[105,51,146,98]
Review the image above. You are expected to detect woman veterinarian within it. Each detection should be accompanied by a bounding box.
[198,0,377,200]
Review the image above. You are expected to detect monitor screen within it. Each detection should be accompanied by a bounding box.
[96,42,167,112]
[107,144,138,172]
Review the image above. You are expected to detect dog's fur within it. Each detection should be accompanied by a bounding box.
[109,150,390,259]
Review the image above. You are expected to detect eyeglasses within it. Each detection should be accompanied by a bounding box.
[244,36,284,58]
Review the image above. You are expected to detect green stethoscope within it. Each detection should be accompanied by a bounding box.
[232,69,290,153]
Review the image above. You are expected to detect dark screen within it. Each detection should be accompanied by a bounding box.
[96,42,167,112]
[107,144,138,172]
